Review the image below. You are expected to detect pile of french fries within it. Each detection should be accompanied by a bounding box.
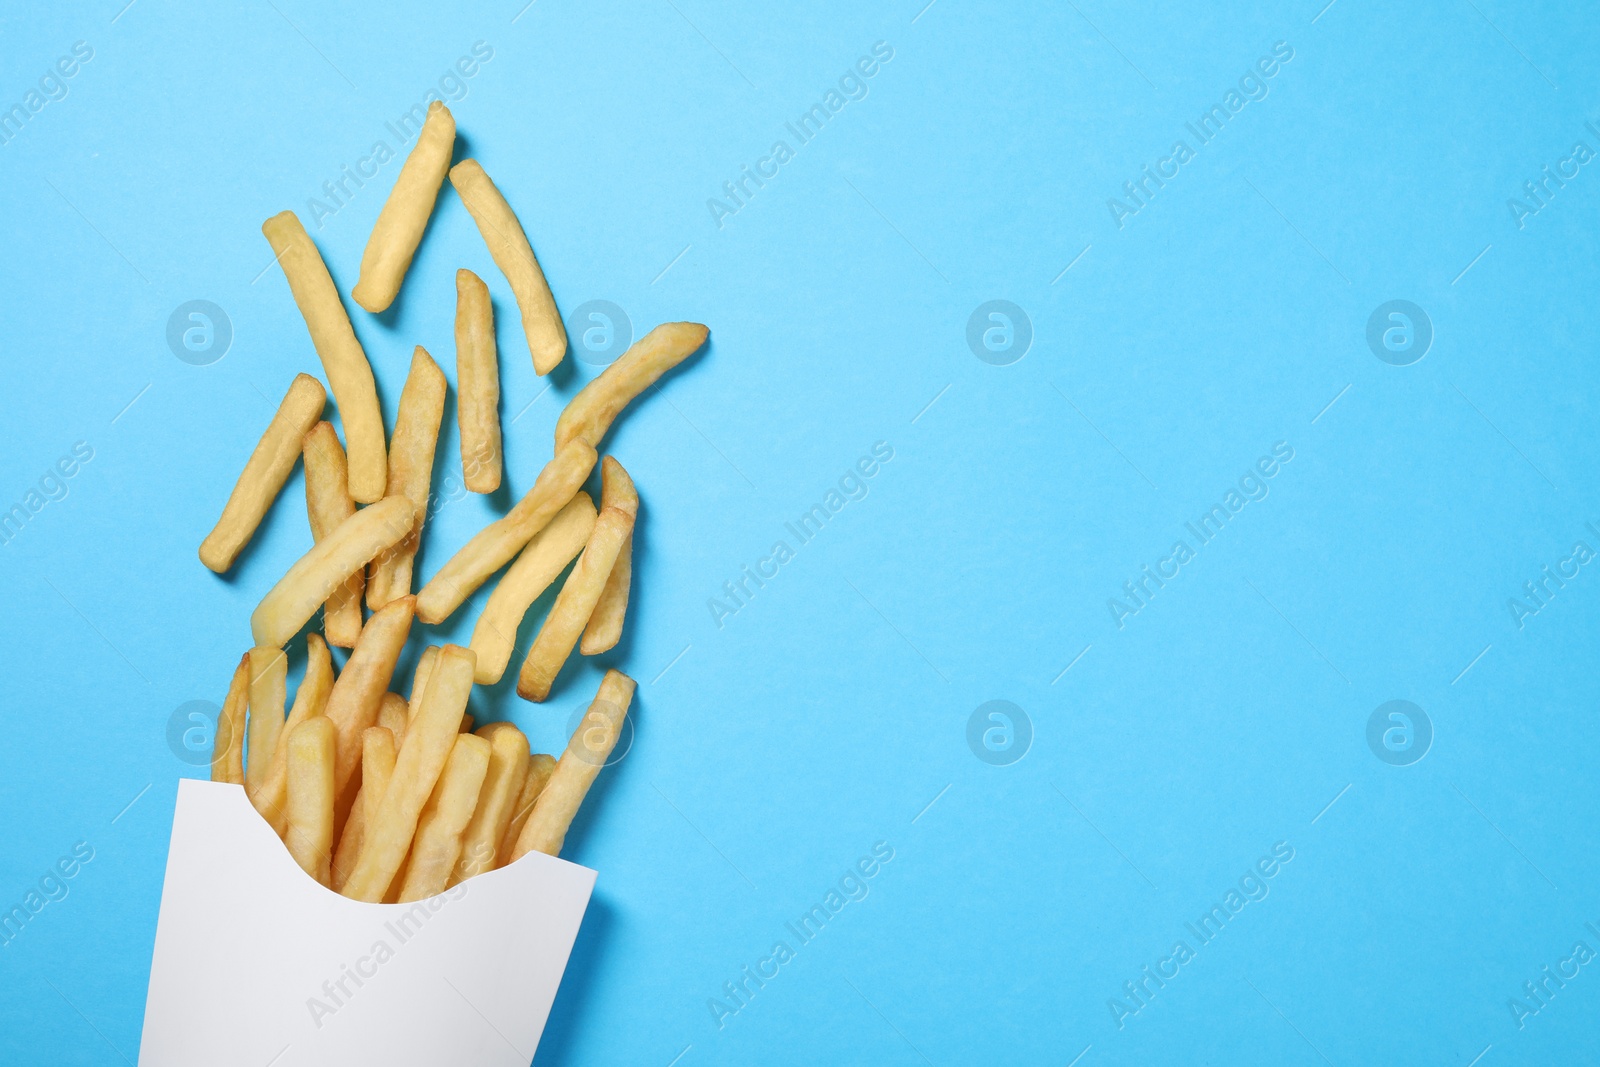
[198,101,707,902]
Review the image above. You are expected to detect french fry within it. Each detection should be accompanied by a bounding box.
[250,495,414,649]
[451,723,530,884]
[456,269,502,494]
[254,633,335,835]
[261,211,387,502]
[212,653,250,786]
[516,459,637,702]
[244,646,287,796]
[553,322,709,450]
[302,422,364,647]
[396,733,491,902]
[321,596,415,809]
[459,713,475,733]
[367,347,447,608]
[376,692,408,750]
[468,492,596,684]
[284,716,337,887]
[449,159,567,375]
[512,670,635,860]
[351,101,455,313]
[498,753,556,867]
[332,726,397,892]
[415,439,597,624]
[580,529,631,655]
[408,645,439,716]
[198,373,325,573]
[342,644,477,902]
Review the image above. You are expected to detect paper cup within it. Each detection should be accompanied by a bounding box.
[139,779,595,1065]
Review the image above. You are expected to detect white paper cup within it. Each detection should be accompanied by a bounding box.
[139,779,595,1066]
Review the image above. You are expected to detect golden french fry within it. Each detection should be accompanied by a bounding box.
[250,496,414,649]
[512,670,635,860]
[449,159,566,375]
[459,713,474,733]
[377,692,408,750]
[553,322,709,450]
[451,723,530,884]
[468,492,596,684]
[198,373,325,573]
[397,733,491,902]
[368,347,447,608]
[321,596,415,811]
[516,460,637,702]
[284,715,337,886]
[212,654,250,786]
[332,726,397,891]
[262,211,386,502]
[415,439,597,624]
[255,633,335,835]
[498,753,556,867]
[408,645,439,716]
[302,422,364,647]
[455,269,502,494]
[580,529,631,655]
[342,644,477,902]
[351,102,455,313]
[244,647,287,796]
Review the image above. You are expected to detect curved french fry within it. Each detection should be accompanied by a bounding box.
[553,322,708,449]
[199,373,325,572]
[352,101,455,313]
[250,496,414,649]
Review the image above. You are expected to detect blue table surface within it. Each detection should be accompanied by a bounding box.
[3,1,1599,1063]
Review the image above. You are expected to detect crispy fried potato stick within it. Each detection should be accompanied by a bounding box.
[332,726,396,892]
[199,373,325,572]
[322,596,415,810]
[468,492,595,684]
[255,633,335,835]
[212,653,250,786]
[285,716,337,886]
[351,101,455,313]
[516,460,637,702]
[580,529,631,655]
[455,269,502,494]
[512,670,635,860]
[302,422,364,647]
[553,322,708,450]
[261,211,386,502]
[415,439,596,624]
[397,733,491,902]
[450,723,529,884]
[250,496,414,649]
[244,647,287,796]
[498,753,556,868]
[449,159,567,375]
[368,347,446,608]
[376,692,408,750]
[342,644,476,903]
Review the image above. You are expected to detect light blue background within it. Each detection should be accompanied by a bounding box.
[2,0,1598,1063]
